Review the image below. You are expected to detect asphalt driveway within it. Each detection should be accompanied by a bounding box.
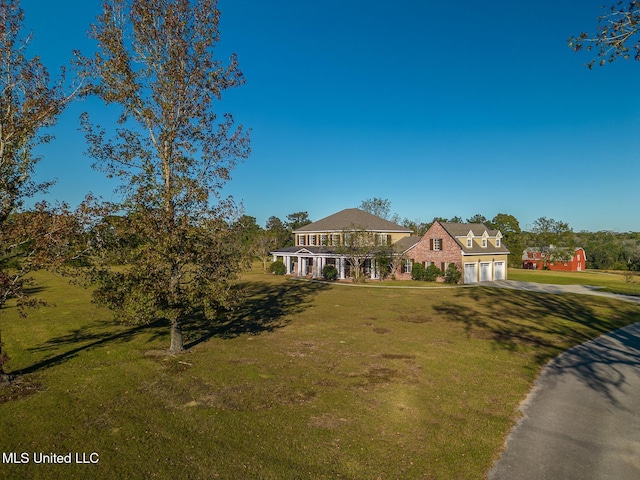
[488,281,640,479]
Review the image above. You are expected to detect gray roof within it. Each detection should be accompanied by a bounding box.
[295,208,412,233]
[438,221,511,255]
[394,236,422,253]
[439,222,500,237]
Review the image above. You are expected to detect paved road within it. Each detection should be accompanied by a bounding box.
[491,279,640,304]
[488,282,640,480]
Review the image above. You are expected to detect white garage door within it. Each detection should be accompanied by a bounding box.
[479,262,492,282]
[464,263,477,284]
[494,261,505,280]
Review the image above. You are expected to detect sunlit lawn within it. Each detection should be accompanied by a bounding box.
[1,267,639,479]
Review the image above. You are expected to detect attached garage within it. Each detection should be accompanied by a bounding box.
[400,221,510,284]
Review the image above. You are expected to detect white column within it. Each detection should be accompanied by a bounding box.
[285,256,292,274]
[338,257,346,279]
[297,256,303,276]
[371,259,378,280]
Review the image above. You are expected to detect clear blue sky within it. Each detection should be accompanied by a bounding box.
[23,1,640,232]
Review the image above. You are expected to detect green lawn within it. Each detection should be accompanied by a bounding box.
[1,268,639,479]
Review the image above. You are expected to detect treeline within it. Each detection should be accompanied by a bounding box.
[574,230,640,271]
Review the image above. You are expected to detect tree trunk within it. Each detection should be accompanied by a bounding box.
[170,319,184,353]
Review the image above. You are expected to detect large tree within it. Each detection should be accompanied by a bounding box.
[359,197,391,220]
[265,215,290,248]
[0,0,77,372]
[569,1,640,68]
[529,217,576,268]
[336,226,391,283]
[285,211,311,231]
[488,213,524,268]
[80,0,250,353]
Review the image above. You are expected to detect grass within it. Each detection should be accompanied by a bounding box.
[0,267,639,479]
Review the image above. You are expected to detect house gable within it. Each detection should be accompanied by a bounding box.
[405,221,463,272]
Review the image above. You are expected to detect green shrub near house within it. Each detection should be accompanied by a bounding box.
[445,263,462,284]
[269,260,286,275]
[411,262,425,280]
[322,264,338,281]
[412,263,443,281]
[424,264,443,282]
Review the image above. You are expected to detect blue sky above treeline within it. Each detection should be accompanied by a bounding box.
[22,1,640,232]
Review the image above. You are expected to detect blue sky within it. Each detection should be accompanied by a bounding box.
[23,1,640,232]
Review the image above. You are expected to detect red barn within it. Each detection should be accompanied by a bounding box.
[522,247,586,272]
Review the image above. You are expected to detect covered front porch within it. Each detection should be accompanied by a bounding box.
[270,247,383,280]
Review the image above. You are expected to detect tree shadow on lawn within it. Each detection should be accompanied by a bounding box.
[13,319,168,376]
[183,279,330,348]
[9,279,329,376]
[433,286,640,406]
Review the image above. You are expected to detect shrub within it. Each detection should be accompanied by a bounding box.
[322,264,338,281]
[269,260,286,275]
[411,263,425,280]
[444,263,461,284]
[424,264,443,282]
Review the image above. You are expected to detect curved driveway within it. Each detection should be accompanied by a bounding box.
[488,280,640,479]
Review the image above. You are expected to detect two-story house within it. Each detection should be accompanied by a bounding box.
[271,210,510,284]
[270,208,413,280]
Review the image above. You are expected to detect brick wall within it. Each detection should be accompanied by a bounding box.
[394,222,462,279]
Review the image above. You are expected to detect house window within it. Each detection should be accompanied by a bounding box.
[403,259,412,274]
[482,238,487,248]
[298,235,306,246]
[376,233,391,246]
[432,238,442,251]
[496,238,501,248]
[320,234,328,245]
[309,235,316,246]
[466,238,472,247]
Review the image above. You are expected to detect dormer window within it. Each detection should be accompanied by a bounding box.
[482,238,487,248]
[495,232,502,248]
[467,238,472,247]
